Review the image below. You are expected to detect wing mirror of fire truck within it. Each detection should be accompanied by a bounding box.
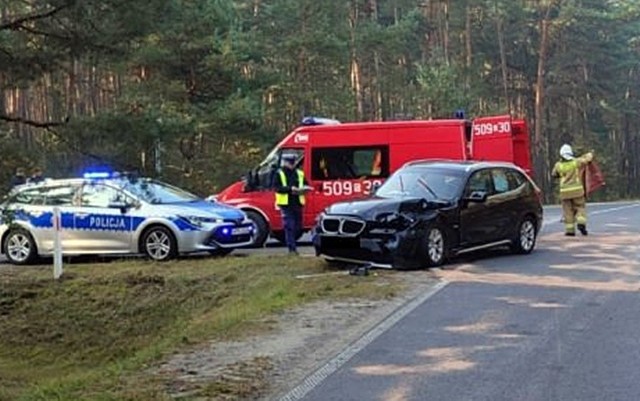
[244,168,261,191]
[371,182,382,195]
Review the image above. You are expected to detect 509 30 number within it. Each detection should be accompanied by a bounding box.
[321,180,384,196]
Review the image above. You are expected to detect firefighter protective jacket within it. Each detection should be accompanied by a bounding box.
[552,152,594,200]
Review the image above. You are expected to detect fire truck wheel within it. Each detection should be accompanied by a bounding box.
[244,210,269,248]
[271,230,303,245]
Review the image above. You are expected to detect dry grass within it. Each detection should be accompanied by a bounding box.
[0,255,401,401]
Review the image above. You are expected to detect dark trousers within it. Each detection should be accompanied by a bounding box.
[281,205,302,252]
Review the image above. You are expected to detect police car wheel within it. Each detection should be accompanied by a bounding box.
[424,226,446,267]
[511,217,537,255]
[4,229,38,265]
[245,210,269,247]
[142,226,177,261]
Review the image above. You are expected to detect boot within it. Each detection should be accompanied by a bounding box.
[565,232,576,237]
[578,224,588,236]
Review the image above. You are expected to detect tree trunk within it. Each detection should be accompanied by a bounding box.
[534,2,556,147]
[443,0,450,65]
[496,14,510,111]
[349,1,363,120]
[465,4,472,69]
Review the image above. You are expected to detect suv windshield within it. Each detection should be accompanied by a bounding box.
[121,179,200,204]
[376,167,465,201]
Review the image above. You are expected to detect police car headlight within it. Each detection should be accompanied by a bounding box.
[179,215,221,227]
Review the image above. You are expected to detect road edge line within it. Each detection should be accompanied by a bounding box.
[541,202,640,228]
[277,279,450,401]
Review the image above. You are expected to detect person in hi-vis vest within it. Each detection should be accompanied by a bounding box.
[552,144,594,236]
[274,155,309,254]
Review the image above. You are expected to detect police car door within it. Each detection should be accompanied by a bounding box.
[75,183,132,253]
[6,185,78,254]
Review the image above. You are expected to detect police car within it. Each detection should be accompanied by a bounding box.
[0,172,255,265]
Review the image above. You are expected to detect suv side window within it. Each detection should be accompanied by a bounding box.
[81,184,126,208]
[506,169,526,189]
[492,169,510,194]
[465,170,494,196]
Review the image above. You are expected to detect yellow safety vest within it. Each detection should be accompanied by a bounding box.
[554,159,584,200]
[275,169,306,206]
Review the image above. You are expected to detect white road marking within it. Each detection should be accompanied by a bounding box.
[542,202,640,228]
[277,280,450,401]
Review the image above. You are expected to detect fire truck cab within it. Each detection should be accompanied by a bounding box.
[215,114,532,246]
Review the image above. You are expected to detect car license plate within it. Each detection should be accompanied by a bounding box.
[231,226,252,235]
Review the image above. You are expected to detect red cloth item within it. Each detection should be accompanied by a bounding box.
[581,161,605,197]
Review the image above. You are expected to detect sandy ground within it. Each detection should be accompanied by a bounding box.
[153,270,440,400]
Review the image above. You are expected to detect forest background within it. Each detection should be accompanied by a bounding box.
[2,0,640,202]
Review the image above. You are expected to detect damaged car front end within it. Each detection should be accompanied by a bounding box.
[314,195,455,269]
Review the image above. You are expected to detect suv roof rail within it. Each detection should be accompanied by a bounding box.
[403,158,463,167]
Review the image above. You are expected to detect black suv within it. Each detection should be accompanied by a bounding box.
[313,160,543,269]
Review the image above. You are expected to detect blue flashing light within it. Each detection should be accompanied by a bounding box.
[454,109,466,119]
[221,227,230,235]
[83,171,112,179]
[301,116,341,126]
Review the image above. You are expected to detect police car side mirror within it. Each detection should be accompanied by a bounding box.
[109,201,135,213]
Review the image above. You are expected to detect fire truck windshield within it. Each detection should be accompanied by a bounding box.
[248,148,304,190]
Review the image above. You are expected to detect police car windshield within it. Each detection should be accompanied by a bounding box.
[376,167,465,201]
[122,179,200,204]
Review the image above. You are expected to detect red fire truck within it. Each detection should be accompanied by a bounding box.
[215,114,532,246]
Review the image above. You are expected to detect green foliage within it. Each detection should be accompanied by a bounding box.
[416,61,472,117]
[2,0,640,200]
[0,256,400,400]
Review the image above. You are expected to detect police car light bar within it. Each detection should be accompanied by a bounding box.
[301,116,341,126]
[83,171,113,179]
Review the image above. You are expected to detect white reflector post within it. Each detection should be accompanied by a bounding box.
[52,207,63,279]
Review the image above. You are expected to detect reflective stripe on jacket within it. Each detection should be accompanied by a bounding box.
[275,169,306,206]
[552,152,593,200]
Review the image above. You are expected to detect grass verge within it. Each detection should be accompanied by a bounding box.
[0,255,401,401]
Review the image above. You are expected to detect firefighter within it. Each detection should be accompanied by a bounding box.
[274,155,308,254]
[552,144,593,236]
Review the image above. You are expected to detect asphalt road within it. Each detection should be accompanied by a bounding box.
[282,201,640,401]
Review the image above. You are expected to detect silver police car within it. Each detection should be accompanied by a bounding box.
[0,173,255,264]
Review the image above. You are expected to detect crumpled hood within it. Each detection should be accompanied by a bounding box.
[151,201,246,220]
[326,196,437,220]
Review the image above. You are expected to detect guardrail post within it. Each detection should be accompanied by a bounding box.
[53,207,63,279]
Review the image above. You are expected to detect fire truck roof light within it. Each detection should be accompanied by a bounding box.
[301,116,341,126]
